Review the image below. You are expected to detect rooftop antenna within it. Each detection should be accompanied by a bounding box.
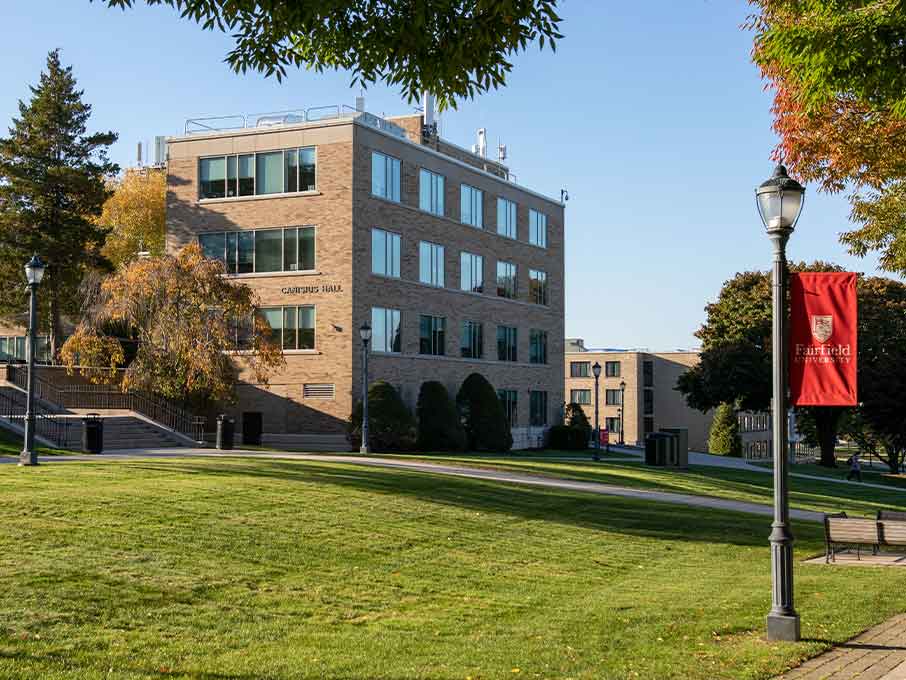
[136,141,143,167]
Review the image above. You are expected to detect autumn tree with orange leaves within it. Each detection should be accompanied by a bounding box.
[749,1,906,275]
[61,243,284,406]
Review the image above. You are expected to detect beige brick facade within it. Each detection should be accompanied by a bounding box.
[564,343,714,452]
[166,111,564,447]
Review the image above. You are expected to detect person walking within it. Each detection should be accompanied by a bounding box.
[846,452,862,482]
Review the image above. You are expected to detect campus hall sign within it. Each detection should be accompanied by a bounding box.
[280,283,344,295]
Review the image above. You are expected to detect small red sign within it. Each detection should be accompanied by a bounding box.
[600,429,609,445]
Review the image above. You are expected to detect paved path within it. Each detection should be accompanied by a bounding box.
[2,448,823,521]
[777,614,906,679]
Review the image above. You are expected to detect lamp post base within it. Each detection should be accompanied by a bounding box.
[766,613,800,642]
[359,446,369,455]
[19,452,38,466]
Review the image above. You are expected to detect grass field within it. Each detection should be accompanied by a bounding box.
[0,427,71,458]
[387,453,906,518]
[3,458,906,679]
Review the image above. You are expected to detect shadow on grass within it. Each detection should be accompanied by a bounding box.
[124,459,825,548]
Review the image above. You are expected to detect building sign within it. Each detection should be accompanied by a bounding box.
[281,283,343,295]
[789,272,858,406]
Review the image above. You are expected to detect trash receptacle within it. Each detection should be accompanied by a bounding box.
[660,427,689,468]
[242,412,262,447]
[82,414,103,454]
[645,432,670,466]
[216,414,234,450]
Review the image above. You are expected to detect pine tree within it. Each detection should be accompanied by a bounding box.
[0,50,118,357]
[709,403,743,457]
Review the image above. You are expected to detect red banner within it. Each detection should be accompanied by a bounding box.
[789,272,858,406]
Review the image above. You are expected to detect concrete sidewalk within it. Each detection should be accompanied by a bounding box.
[2,447,823,522]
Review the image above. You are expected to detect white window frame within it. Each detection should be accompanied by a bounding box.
[372,151,401,202]
[529,209,548,248]
[460,184,483,228]
[497,197,517,239]
[419,168,445,216]
[419,241,445,288]
[371,228,401,278]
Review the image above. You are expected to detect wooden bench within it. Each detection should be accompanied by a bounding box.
[878,510,906,522]
[824,512,880,563]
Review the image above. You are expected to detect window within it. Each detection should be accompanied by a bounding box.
[461,184,483,228]
[461,321,483,359]
[530,329,548,364]
[199,147,316,199]
[643,360,654,387]
[372,228,401,278]
[496,261,517,299]
[530,390,548,426]
[419,241,445,287]
[529,269,548,305]
[497,197,517,239]
[0,335,50,363]
[644,416,655,436]
[258,305,316,350]
[570,361,590,378]
[372,307,401,353]
[372,151,401,202]
[419,315,446,356]
[644,389,654,415]
[498,389,518,427]
[571,389,592,405]
[199,227,315,274]
[460,252,484,293]
[605,361,620,377]
[605,389,622,406]
[419,169,445,216]
[497,325,518,362]
[606,417,621,433]
[529,209,548,248]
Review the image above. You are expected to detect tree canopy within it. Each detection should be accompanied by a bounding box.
[749,2,906,276]
[97,168,167,268]
[98,0,563,110]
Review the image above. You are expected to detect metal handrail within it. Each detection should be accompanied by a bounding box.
[0,388,74,448]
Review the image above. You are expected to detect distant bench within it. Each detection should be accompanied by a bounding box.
[824,511,906,563]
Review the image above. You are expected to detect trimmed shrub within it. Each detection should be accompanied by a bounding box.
[709,402,742,456]
[455,373,513,452]
[547,424,588,450]
[348,381,416,452]
[416,381,466,452]
[564,403,591,449]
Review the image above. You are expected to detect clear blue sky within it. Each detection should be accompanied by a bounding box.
[2,0,894,349]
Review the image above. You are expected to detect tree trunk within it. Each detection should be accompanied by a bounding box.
[814,407,843,467]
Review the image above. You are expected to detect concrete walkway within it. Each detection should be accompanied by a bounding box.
[777,614,906,679]
[2,448,823,521]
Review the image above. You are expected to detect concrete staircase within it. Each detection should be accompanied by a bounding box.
[91,415,189,450]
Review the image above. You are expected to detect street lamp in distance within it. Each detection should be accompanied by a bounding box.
[359,322,372,454]
[756,163,805,642]
[619,380,626,445]
[592,361,601,461]
[20,254,46,467]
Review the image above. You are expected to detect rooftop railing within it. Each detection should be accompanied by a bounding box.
[184,105,408,140]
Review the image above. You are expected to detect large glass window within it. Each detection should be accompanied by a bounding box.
[530,390,549,426]
[497,325,517,362]
[460,184,483,228]
[498,389,518,427]
[419,315,446,356]
[643,360,654,387]
[606,417,621,433]
[497,197,517,239]
[606,389,622,406]
[371,228,401,278]
[570,361,590,378]
[419,169,445,216]
[372,307,401,353]
[529,209,548,248]
[258,305,316,350]
[199,157,226,199]
[200,227,314,274]
[605,361,621,377]
[419,241,445,287]
[198,147,316,199]
[571,389,592,405]
[460,252,483,293]
[530,329,548,365]
[461,321,483,359]
[496,260,517,299]
[644,389,654,415]
[372,151,401,202]
[529,269,548,305]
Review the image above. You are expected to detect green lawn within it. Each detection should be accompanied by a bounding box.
[2,458,906,679]
[0,426,72,458]
[754,460,906,490]
[380,453,906,519]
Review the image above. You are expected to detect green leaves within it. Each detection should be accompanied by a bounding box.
[98,0,563,109]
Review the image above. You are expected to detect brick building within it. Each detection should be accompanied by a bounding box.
[564,339,714,452]
[166,104,565,449]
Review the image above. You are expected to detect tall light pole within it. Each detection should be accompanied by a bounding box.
[20,255,46,467]
[359,322,372,454]
[592,361,601,461]
[756,164,805,642]
[619,380,626,445]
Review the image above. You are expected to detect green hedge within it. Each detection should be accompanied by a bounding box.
[348,381,416,452]
[416,381,466,452]
[456,373,512,452]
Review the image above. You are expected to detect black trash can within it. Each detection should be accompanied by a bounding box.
[645,432,669,466]
[216,414,235,450]
[82,414,103,454]
[242,412,263,447]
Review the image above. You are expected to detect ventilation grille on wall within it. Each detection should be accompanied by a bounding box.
[303,383,335,399]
